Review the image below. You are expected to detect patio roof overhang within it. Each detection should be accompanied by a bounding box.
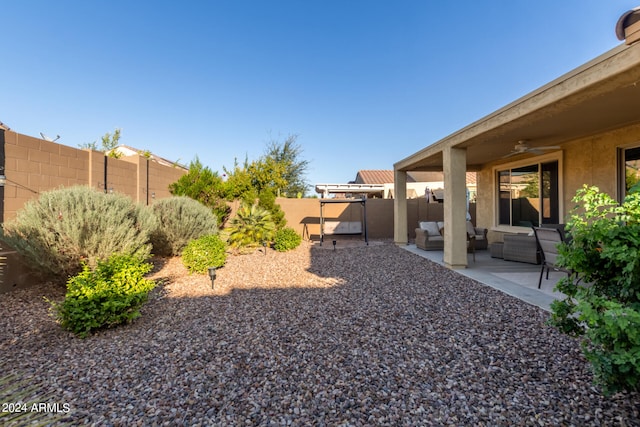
[394,42,640,172]
[315,183,385,196]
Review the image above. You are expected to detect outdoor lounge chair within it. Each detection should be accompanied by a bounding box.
[466,221,488,250]
[415,221,444,250]
[467,233,476,262]
[532,226,571,289]
[415,221,478,261]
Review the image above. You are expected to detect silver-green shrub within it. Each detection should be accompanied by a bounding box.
[0,186,157,281]
[149,196,218,256]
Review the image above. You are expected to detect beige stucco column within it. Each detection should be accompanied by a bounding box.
[443,146,468,268]
[394,169,408,244]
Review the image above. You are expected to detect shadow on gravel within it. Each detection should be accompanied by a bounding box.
[1,243,638,425]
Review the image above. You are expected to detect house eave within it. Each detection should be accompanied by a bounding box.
[395,42,640,172]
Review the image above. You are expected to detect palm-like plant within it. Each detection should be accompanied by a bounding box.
[227,203,276,248]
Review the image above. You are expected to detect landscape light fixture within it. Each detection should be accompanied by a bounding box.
[0,175,6,187]
[332,240,337,251]
[208,267,216,289]
[262,240,267,255]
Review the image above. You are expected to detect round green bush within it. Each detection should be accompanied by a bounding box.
[273,227,302,252]
[49,254,155,338]
[181,234,227,274]
[149,196,219,256]
[0,186,157,281]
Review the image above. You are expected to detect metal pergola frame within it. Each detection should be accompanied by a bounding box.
[319,198,368,246]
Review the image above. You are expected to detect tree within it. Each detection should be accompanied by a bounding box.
[169,134,310,231]
[264,134,309,197]
[223,157,286,229]
[223,156,259,203]
[79,128,123,158]
[101,128,122,156]
[169,158,231,225]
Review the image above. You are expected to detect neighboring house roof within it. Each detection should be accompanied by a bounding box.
[112,145,187,170]
[354,170,394,184]
[355,169,476,185]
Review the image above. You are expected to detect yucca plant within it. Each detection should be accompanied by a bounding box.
[226,202,276,248]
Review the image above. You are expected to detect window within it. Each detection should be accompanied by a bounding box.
[498,160,559,227]
[620,146,640,198]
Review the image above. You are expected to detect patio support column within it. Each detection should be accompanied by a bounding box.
[443,146,468,269]
[394,169,408,245]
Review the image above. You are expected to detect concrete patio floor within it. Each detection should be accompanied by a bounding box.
[402,244,567,312]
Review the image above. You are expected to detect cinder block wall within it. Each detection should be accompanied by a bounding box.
[149,160,186,202]
[0,129,188,292]
[3,131,90,220]
[1,129,187,221]
[277,197,476,241]
[0,129,478,291]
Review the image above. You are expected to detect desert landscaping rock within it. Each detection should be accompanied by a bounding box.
[1,241,638,425]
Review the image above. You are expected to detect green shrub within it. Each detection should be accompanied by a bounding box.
[273,227,301,252]
[168,158,232,226]
[150,196,218,256]
[549,184,640,395]
[182,234,227,274]
[226,202,276,248]
[0,186,157,281]
[49,254,155,338]
[258,189,286,229]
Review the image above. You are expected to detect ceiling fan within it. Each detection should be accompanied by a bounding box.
[502,140,560,158]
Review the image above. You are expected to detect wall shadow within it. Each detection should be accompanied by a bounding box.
[2,244,638,425]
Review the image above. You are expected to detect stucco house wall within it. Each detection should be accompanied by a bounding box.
[476,121,640,245]
[393,22,640,268]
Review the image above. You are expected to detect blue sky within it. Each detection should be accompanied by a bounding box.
[2,1,635,193]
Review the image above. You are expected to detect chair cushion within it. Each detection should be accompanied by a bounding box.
[419,221,441,236]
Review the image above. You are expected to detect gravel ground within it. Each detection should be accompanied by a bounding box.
[1,241,639,426]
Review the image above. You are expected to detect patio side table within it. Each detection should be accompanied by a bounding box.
[490,242,504,259]
[503,234,541,264]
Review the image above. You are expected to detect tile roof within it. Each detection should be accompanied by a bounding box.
[355,170,477,185]
[354,170,394,184]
